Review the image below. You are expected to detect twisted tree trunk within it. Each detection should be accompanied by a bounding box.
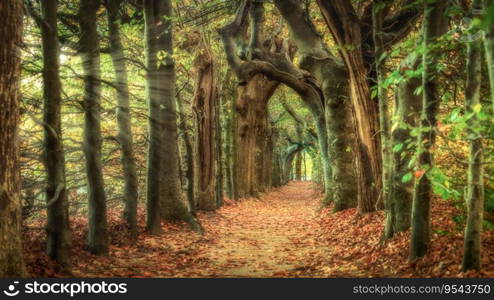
[463,0,484,271]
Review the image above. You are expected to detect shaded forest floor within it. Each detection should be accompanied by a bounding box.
[24,181,494,277]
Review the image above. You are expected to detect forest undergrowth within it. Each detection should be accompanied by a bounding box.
[23,181,494,278]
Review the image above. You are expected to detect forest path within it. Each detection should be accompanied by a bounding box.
[69,181,346,277]
[196,181,326,277]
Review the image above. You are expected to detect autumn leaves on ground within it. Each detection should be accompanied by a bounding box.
[24,181,494,278]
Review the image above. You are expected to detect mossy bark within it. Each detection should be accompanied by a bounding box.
[0,0,27,277]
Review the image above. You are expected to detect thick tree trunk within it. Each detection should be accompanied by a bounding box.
[322,64,358,211]
[0,0,27,277]
[274,0,357,209]
[144,0,201,231]
[106,0,139,239]
[463,0,484,271]
[373,0,393,238]
[79,0,109,255]
[193,40,217,211]
[40,0,72,269]
[316,0,382,213]
[410,0,447,260]
[234,74,278,198]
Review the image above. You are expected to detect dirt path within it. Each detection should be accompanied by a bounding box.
[47,180,494,278]
[195,181,326,277]
[67,181,328,277]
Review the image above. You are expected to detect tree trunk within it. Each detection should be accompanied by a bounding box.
[106,0,139,239]
[144,0,163,234]
[273,0,357,209]
[389,55,422,236]
[323,64,358,211]
[317,0,382,213]
[235,74,278,198]
[193,38,217,211]
[40,0,72,269]
[373,0,393,238]
[224,95,234,198]
[0,0,27,277]
[295,152,302,180]
[463,0,484,271]
[176,94,195,214]
[410,0,447,260]
[144,0,201,231]
[215,79,224,207]
[79,0,109,255]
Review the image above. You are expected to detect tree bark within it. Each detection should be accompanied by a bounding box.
[316,0,382,213]
[40,0,72,269]
[463,0,484,271]
[79,0,109,255]
[274,0,357,209]
[234,75,278,197]
[144,0,201,232]
[176,94,195,214]
[389,54,422,236]
[106,0,139,239]
[295,152,302,180]
[144,0,162,234]
[410,0,448,260]
[373,0,393,238]
[0,0,27,277]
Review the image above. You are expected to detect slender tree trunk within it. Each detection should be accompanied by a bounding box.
[144,0,201,231]
[144,0,162,234]
[235,75,278,198]
[373,0,393,238]
[0,0,27,277]
[317,0,382,213]
[106,0,138,239]
[463,0,484,271]
[176,94,195,214]
[390,55,422,235]
[40,0,72,269]
[193,37,217,211]
[323,65,358,211]
[295,152,302,180]
[410,0,447,260]
[79,0,109,255]
[273,0,357,209]
[229,74,239,201]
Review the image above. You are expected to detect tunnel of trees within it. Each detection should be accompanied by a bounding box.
[1,0,494,277]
